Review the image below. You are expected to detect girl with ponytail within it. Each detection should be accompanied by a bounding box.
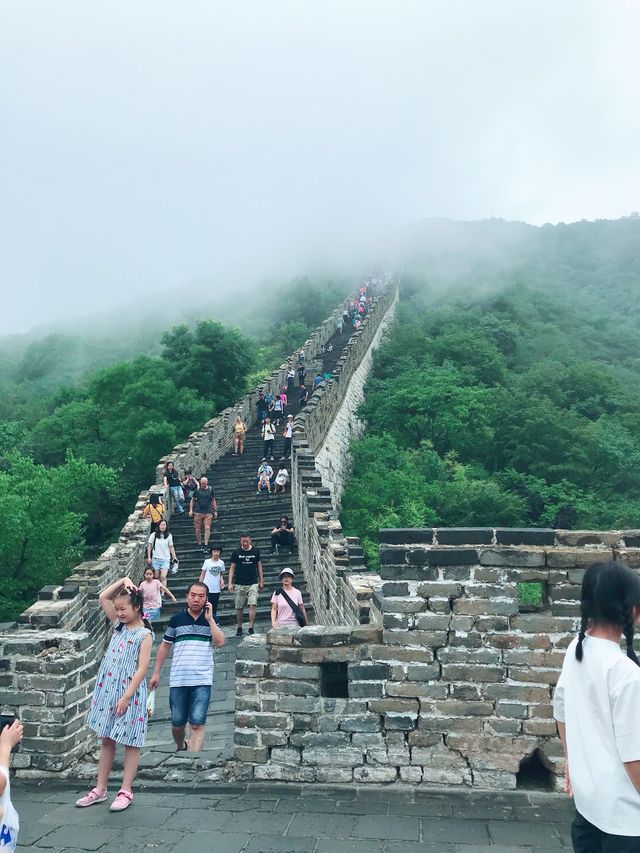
[75,578,152,813]
[554,561,640,851]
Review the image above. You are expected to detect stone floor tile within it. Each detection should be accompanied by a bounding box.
[275,797,337,813]
[385,843,456,853]
[336,799,391,815]
[316,841,384,853]
[244,836,317,853]
[488,820,561,846]
[352,815,420,842]
[169,808,234,831]
[422,817,491,845]
[455,847,533,853]
[170,831,248,853]
[288,811,357,837]
[226,810,292,834]
[387,801,453,818]
[32,825,119,850]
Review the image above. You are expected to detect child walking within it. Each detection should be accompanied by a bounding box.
[554,560,640,852]
[199,544,225,620]
[139,566,177,622]
[76,577,152,812]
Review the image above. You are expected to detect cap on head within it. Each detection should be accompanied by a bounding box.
[280,568,294,578]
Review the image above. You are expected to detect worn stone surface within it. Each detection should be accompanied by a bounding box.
[11,782,574,852]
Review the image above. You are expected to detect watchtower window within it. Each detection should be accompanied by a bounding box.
[319,662,348,698]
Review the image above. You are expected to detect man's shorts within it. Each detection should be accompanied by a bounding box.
[169,685,212,727]
[235,584,259,609]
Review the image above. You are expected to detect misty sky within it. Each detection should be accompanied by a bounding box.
[2,1,639,332]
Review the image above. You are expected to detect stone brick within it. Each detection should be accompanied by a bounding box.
[416,582,463,599]
[383,613,413,629]
[406,663,441,681]
[495,529,556,546]
[235,746,269,763]
[483,718,522,736]
[302,746,363,766]
[496,702,529,719]
[380,597,426,614]
[348,663,389,680]
[384,712,417,730]
[427,548,478,565]
[507,667,559,685]
[484,684,551,702]
[381,582,410,596]
[382,630,447,648]
[435,528,493,545]
[235,661,268,678]
[353,765,398,782]
[259,679,319,697]
[478,549,546,567]
[419,715,484,734]
[270,747,302,765]
[235,712,291,729]
[270,663,320,680]
[386,682,448,700]
[523,719,558,736]
[369,698,418,713]
[437,647,501,665]
[368,644,434,663]
[453,598,518,617]
[414,613,452,631]
[277,695,322,713]
[379,528,434,545]
[379,564,438,581]
[348,681,384,698]
[340,715,381,732]
[421,700,494,717]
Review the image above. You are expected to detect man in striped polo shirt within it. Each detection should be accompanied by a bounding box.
[149,582,225,752]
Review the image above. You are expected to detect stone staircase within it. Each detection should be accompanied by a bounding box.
[154,322,354,629]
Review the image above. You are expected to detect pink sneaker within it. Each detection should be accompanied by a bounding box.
[110,789,133,812]
[76,787,107,808]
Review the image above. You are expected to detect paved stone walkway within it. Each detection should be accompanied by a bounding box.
[14,782,575,852]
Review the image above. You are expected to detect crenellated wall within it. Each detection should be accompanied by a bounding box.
[231,526,640,788]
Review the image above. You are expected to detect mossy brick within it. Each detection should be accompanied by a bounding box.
[495,528,556,546]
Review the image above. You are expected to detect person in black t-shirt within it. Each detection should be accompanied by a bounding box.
[270,515,295,554]
[228,534,264,637]
[189,477,217,550]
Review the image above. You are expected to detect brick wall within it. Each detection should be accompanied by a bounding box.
[232,527,640,789]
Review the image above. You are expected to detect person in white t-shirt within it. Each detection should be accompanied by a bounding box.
[0,718,23,852]
[553,561,640,851]
[199,545,225,620]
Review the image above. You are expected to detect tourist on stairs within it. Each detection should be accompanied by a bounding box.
[270,516,295,554]
[228,534,264,637]
[163,461,185,515]
[271,569,306,628]
[189,476,217,552]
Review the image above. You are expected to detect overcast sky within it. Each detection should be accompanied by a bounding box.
[1,0,639,332]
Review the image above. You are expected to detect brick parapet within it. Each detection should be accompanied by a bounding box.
[230,532,638,789]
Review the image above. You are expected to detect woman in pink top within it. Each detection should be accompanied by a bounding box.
[139,567,177,623]
[271,568,307,627]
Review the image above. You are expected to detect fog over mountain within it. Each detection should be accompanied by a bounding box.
[1,0,639,333]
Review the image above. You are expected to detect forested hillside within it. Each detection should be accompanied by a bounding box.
[0,275,348,620]
[341,217,640,567]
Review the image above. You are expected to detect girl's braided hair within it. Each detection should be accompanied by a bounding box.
[114,586,152,632]
[576,561,640,666]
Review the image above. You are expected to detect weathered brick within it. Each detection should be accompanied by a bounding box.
[383,630,447,647]
[453,598,518,617]
[406,663,441,681]
[495,529,556,546]
[348,663,389,680]
[270,663,320,680]
[479,549,546,567]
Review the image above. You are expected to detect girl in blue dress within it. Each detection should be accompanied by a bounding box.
[76,577,152,813]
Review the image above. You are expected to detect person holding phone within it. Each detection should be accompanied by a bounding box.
[149,583,224,753]
[0,717,23,851]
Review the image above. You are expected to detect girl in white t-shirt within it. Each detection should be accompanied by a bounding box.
[199,545,225,619]
[0,718,23,852]
[553,561,640,851]
[146,520,177,588]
